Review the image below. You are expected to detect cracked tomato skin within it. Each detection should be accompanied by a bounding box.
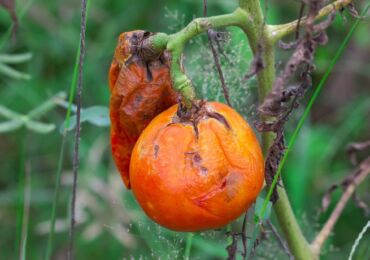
[130,102,264,231]
[109,30,178,189]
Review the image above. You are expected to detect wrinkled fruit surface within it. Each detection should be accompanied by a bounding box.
[109,30,178,188]
[130,102,264,231]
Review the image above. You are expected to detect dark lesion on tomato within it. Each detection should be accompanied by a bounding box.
[184,151,209,176]
[154,144,160,159]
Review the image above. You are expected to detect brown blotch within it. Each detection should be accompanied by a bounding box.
[200,166,208,176]
[154,144,159,158]
[135,94,143,103]
[193,152,202,163]
[220,179,227,189]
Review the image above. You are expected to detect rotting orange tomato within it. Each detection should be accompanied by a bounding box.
[130,101,264,231]
[109,30,178,188]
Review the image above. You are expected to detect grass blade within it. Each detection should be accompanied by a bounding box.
[349,220,370,260]
[184,232,194,259]
[19,162,31,260]
[15,133,26,259]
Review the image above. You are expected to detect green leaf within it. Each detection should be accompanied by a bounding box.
[27,92,66,119]
[0,53,32,64]
[0,62,31,80]
[83,106,110,126]
[25,120,55,134]
[60,106,110,132]
[0,119,23,133]
[0,105,21,119]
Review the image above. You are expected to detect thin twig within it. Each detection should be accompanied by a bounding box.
[203,0,231,106]
[266,220,293,260]
[295,2,306,39]
[68,0,88,259]
[311,157,370,256]
[241,212,248,257]
[249,224,267,259]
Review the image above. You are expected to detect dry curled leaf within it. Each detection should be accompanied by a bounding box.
[347,140,370,165]
[321,146,370,215]
[109,30,179,188]
[321,184,339,213]
[257,0,335,202]
[347,3,363,18]
[352,192,369,217]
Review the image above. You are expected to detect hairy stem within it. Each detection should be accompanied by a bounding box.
[239,0,315,259]
[146,9,249,106]
[268,0,354,42]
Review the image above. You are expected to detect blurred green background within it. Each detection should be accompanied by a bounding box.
[0,0,369,259]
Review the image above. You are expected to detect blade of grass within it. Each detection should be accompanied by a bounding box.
[184,232,194,259]
[348,221,370,260]
[258,2,370,224]
[45,1,91,259]
[15,131,25,259]
[45,45,80,260]
[19,161,31,260]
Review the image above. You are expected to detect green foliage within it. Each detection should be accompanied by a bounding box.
[0,92,65,134]
[60,106,109,132]
[0,52,32,80]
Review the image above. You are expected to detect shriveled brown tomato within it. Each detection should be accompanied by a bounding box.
[130,101,264,231]
[109,30,178,188]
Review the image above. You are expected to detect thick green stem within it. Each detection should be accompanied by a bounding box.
[274,186,315,259]
[239,0,315,259]
[146,9,249,106]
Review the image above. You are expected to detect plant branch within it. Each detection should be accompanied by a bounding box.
[143,8,249,106]
[268,0,354,42]
[237,0,315,259]
[311,157,370,256]
[203,0,231,106]
[266,220,293,260]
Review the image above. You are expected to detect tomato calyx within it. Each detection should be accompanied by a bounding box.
[122,31,169,81]
[172,100,231,138]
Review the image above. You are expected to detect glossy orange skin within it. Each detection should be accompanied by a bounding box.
[109,31,178,188]
[130,102,264,231]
